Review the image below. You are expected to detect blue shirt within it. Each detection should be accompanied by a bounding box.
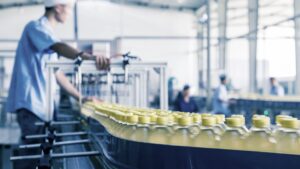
[6,16,60,121]
[174,93,199,113]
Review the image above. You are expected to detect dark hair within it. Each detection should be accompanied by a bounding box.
[183,84,190,91]
[220,75,226,82]
[45,7,55,13]
[270,77,276,81]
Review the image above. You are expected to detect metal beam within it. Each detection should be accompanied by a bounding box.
[294,0,300,94]
[248,0,259,93]
[218,0,228,72]
[206,0,212,110]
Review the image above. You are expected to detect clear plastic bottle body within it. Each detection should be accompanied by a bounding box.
[129,124,150,142]
[192,126,217,148]
[170,126,191,146]
[219,128,244,150]
[148,125,171,144]
[276,128,300,154]
[246,127,274,152]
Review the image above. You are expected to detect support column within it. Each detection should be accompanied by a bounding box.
[73,1,79,41]
[218,0,228,72]
[206,0,212,110]
[248,0,259,93]
[294,0,300,94]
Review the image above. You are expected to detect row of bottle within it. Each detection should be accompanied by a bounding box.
[81,102,300,155]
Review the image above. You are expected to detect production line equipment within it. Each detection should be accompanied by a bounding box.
[10,53,168,169]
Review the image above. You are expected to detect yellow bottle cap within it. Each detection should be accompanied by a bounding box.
[156,116,169,125]
[252,117,270,128]
[138,116,151,124]
[178,116,193,126]
[231,115,245,125]
[126,115,139,124]
[214,114,225,124]
[201,113,212,119]
[202,117,217,127]
[167,115,176,124]
[276,115,292,125]
[280,118,299,129]
[150,114,158,123]
[226,117,243,127]
[192,114,202,123]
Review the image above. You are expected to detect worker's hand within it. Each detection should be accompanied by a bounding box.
[95,55,110,70]
[82,96,103,104]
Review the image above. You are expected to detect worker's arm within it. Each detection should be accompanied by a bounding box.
[55,70,81,100]
[55,70,99,103]
[50,42,110,70]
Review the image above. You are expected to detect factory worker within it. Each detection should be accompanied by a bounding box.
[269,77,285,96]
[174,85,199,113]
[6,0,109,168]
[212,75,230,116]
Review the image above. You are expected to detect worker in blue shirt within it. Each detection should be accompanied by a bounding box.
[212,75,230,116]
[174,85,199,113]
[269,77,285,96]
[6,1,109,168]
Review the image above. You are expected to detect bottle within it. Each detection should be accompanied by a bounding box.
[129,116,151,142]
[219,117,245,150]
[273,115,293,136]
[192,117,218,148]
[189,114,202,136]
[246,117,274,152]
[120,115,139,139]
[213,114,226,135]
[148,116,172,144]
[231,115,249,135]
[275,118,300,154]
[169,116,193,146]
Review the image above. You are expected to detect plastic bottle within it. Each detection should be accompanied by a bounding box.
[231,115,249,135]
[148,116,172,144]
[275,118,300,154]
[246,117,274,152]
[129,116,151,142]
[192,117,218,148]
[120,115,139,139]
[189,114,202,136]
[169,116,193,146]
[219,117,245,150]
[213,114,226,135]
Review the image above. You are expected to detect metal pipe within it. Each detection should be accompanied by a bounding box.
[34,121,81,126]
[19,139,91,149]
[25,131,88,139]
[10,151,100,161]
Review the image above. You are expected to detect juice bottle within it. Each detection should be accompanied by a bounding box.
[231,115,249,135]
[189,114,202,136]
[148,116,172,144]
[121,115,139,139]
[219,117,245,150]
[192,117,218,148]
[213,114,226,135]
[129,116,151,142]
[169,116,193,146]
[246,117,274,152]
[275,118,300,154]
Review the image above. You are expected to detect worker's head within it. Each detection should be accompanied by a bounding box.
[182,85,191,98]
[219,75,227,85]
[270,77,276,86]
[44,0,74,23]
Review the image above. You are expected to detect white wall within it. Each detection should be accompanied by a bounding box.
[0,1,199,94]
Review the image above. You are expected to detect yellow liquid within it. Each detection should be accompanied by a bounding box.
[246,130,274,152]
[129,125,150,142]
[148,126,171,144]
[169,127,191,146]
[276,130,300,154]
[193,128,216,148]
[219,129,244,150]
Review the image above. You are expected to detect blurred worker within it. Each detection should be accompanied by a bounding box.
[213,75,230,116]
[174,85,199,112]
[269,77,285,96]
[6,0,109,168]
